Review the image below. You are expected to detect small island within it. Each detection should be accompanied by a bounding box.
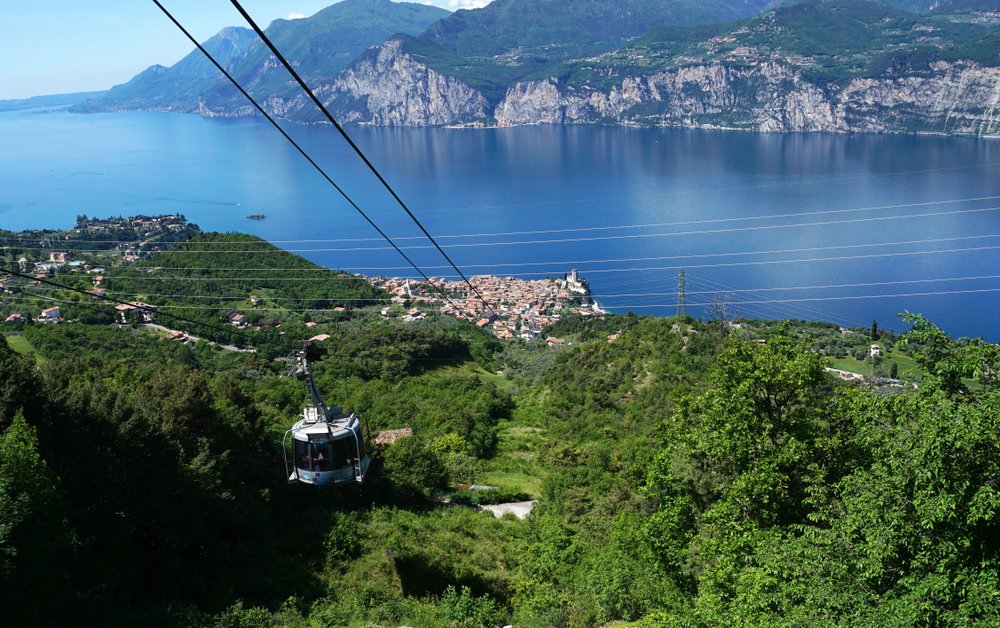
[246,214,266,221]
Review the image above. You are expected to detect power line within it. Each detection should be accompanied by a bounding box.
[0,267,249,342]
[29,271,1000,303]
[499,243,1000,277]
[22,285,1000,312]
[356,161,1000,218]
[41,230,999,275]
[10,194,999,246]
[258,160,1000,220]
[16,203,998,255]
[226,0,497,318]
[676,269,687,317]
[151,232,1000,271]
[148,0,467,317]
[86,240,1000,281]
[684,275,864,328]
[600,286,1000,308]
[28,272,1000,313]
[609,273,1000,298]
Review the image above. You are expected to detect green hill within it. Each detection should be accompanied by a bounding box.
[567,0,1000,88]
[401,0,771,102]
[3,216,1000,626]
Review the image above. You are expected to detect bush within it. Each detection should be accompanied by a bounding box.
[450,488,531,506]
[381,436,449,503]
[441,585,508,628]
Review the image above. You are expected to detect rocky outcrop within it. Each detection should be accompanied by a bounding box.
[836,61,1000,135]
[196,40,491,126]
[316,39,491,126]
[494,61,1000,135]
[495,64,839,130]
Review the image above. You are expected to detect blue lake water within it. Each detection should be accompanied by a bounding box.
[2,109,1000,339]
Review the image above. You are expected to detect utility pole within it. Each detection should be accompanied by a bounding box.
[676,268,687,317]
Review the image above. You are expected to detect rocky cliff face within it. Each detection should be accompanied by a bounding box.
[157,37,1000,136]
[493,61,1000,135]
[318,40,491,126]
[198,39,492,126]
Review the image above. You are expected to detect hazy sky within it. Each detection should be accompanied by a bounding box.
[0,0,494,100]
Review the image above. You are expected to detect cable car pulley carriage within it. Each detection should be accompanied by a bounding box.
[283,343,371,486]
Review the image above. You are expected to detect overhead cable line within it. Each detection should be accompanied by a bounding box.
[24,274,970,303]
[29,272,1000,307]
[605,273,1000,299]
[29,273,1000,314]
[256,160,1000,220]
[14,194,1000,246]
[0,267,249,342]
[91,241,1000,282]
[355,161,1000,217]
[149,0,470,315]
[88,232,1000,272]
[23,203,999,255]
[23,286,1000,312]
[600,286,1000,309]
[684,274,864,328]
[225,0,497,318]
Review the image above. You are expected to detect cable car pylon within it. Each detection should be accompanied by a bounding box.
[283,343,371,486]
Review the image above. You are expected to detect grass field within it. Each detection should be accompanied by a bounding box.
[828,348,923,382]
[442,362,518,393]
[479,470,544,498]
[3,333,45,364]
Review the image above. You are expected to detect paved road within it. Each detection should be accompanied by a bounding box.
[141,324,255,353]
[480,500,537,520]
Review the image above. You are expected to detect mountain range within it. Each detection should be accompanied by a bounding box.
[72,0,1000,134]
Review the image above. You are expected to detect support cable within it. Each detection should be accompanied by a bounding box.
[150,0,465,313]
[226,0,498,318]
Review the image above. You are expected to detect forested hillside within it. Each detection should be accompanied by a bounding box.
[2,258,998,627]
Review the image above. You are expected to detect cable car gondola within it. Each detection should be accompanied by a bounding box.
[283,346,370,486]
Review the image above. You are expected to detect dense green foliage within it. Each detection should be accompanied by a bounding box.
[573,0,1000,89]
[403,0,769,101]
[80,232,389,354]
[404,0,999,105]
[1,270,998,625]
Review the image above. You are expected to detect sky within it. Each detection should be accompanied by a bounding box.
[0,0,494,100]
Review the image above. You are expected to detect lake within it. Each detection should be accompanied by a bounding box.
[2,109,999,339]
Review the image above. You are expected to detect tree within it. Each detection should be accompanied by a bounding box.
[890,362,898,379]
[0,414,66,623]
[645,336,834,573]
[870,320,879,341]
[900,312,1000,395]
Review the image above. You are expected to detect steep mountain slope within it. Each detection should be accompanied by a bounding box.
[198,0,450,118]
[75,0,449,116]
[73,27,257,113]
